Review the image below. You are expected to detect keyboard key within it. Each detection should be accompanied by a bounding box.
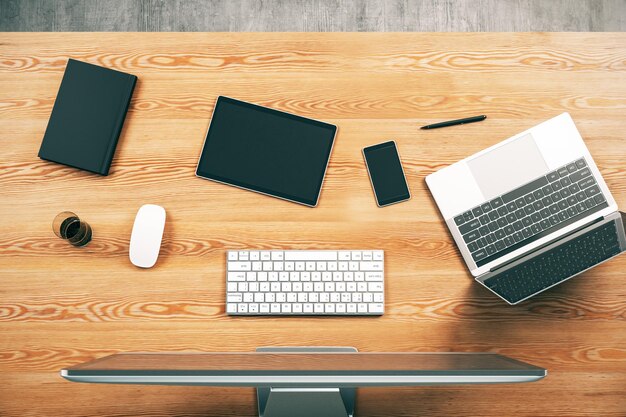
[459,219,481,234]
[366,272,383,281]
[585,185,600,197]
[566,163,577,173]
[524,194,535,204]
[463,231,481,243]
[490,197,504,208]
[502,176,548,203]
[569,167,590,183]
[472,249,487,261]
[557,167,569,177]
[568,183,580,194]
[229,262,251,271]
[578,177,595,190]
[594,194,605,204]
[547,171,559,182]
[575,158,586,168]
[228,272,246,281]
[506,202,517,212]
[472,206,483,217]
[360,261,383,271]
[369,304,384,314]
[541,184,553,195]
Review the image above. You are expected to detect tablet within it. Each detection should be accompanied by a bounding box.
[196,96,337,207]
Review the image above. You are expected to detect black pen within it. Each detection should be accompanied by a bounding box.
[420,115,487,130]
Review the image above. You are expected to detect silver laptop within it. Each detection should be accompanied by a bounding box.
[426,113,625,304]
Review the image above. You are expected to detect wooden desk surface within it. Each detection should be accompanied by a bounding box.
[1,33,625,417]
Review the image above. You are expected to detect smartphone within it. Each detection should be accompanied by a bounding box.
[363,141,411,207]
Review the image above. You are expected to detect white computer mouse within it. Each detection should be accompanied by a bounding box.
[129,204,166,268]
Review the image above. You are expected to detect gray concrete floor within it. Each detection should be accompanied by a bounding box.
[1,0,625,31]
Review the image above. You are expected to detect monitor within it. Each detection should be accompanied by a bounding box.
[61,347,546,417]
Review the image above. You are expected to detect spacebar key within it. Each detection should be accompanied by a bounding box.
[501,176,549,203]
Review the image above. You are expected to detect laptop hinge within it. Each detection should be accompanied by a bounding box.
[488,215,605,273]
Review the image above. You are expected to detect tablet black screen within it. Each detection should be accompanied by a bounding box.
[196,97,336,206]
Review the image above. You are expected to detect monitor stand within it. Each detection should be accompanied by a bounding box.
[256,347,357,417]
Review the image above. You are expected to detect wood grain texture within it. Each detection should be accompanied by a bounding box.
[1,0,625,32]
[1,33,625,416]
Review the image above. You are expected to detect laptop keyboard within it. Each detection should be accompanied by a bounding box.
[453,158,608,267]
[484,219,622,304]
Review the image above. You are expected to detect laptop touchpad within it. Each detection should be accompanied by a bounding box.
[467,133,548,200]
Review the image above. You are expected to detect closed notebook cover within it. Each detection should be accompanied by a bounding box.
[38,59,137,175]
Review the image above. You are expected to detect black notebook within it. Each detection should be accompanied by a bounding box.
[38,59,137,175]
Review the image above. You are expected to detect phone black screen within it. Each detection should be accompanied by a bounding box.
[363,141,410,206]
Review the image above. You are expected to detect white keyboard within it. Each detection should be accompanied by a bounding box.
[226,250,384,316]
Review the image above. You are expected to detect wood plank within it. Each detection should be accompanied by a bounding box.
[0,33,625,417]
